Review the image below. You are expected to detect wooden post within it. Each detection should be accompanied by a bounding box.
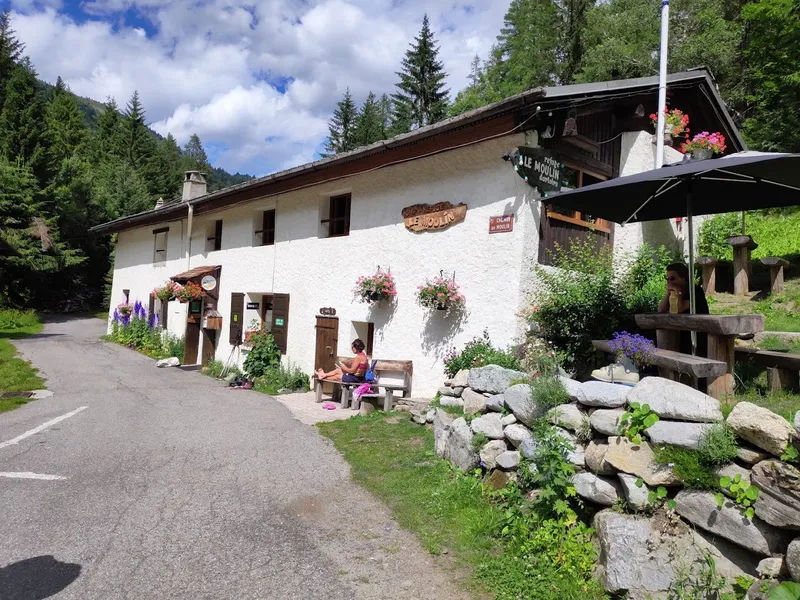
[767,367,800,393]
[696,256,718,296]
[707,334,736,399]
[727,235,758,296]
[761,257,789,295]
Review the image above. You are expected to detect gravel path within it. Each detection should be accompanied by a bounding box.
[0,316,468,600]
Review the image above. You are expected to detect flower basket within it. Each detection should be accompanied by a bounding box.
[151,281,181,302]
[116,302,132,317]
[650,108,690,139]
[175,281,206,303]
[416,276,465,315]
[607,332,655,368]
[682,132,726,158]
[354,270,397,305]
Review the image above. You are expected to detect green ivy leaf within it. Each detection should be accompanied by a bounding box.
[631,433,642,445]
[720,476,731,488]
[715,492,725,508]
[648,491,657,504]
[667,499,677,510]
[641,403,650,413]
[657,486,668,499]
[733,474,742,484]
[634,477,644,488]
[745,507,755,520]
[630,402,640,410]
[768,582,800,600]
[745,485,760,501]
[643,414,659,428]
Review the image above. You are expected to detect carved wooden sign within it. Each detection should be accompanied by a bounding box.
[402,202,467,232]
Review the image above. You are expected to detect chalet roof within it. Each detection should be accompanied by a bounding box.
[91,68,744,235]
[170,265,220,283]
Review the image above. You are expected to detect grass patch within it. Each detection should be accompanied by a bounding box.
[654,445,718,490]
[709,279,800,332]
[758,334,800,354]
[93,309,109,321]
[0,309,45,414]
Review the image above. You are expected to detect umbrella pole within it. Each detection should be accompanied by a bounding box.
[688,184,697,355]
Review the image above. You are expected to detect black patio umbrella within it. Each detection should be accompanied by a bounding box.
[544,151,800,327]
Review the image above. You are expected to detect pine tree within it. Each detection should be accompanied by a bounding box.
[96,97,124,159]
[467,55,482,88]
[122,90,155,170]
[378,94,393,138]
[45,76,89,165]
[154,134,183,199]
[182,133,210,173]
[0,9,24,114]
[354,92,385,147]
[0,59,46,181]
[323,88,358,156]
[391,14,450,131]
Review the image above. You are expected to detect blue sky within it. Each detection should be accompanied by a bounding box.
[6,0,509,176]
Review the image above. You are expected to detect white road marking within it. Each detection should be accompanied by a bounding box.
[0,406,88,450]
[0,471,67,480]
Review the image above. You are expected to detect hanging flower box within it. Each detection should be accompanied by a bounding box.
[650,107,690,144]
[416,276,465,315]
[175,281,206,303]
[354,269,397,305]
[150,281,182,302]
[116,302,133,318]
[682,131,726,159]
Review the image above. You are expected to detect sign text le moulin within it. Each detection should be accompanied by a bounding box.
[514,147,563,194]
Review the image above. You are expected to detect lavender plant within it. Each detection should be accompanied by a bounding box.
[608,331,655,368]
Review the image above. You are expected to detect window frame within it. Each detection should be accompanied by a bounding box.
[153,228,169,265]
[321,193,351,238]
[545,163,611,234]
[255,209,276,246]
[207,220,223,252]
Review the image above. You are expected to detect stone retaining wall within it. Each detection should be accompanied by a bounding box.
[410,365,800,599]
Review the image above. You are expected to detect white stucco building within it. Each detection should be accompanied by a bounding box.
[93,69,744,396]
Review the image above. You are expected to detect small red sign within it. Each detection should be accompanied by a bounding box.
[489,214,514,234]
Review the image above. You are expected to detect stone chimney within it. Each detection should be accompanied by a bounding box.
[182,171,208,202]
[154,197,165,209]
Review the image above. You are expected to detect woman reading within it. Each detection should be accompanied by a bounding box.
[316,339,369,382]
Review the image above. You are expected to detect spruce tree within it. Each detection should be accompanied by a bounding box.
[0,59,46,181]
[96,97,124,159]
[354,92,385,147]
[323,88,358,156]
[378,94,392,138]
[122,90,155,170]
[0,9,24,114]
[155,134,183,199]
[45,76,89,165]
[182,133,210,172]
[391,14,450,131]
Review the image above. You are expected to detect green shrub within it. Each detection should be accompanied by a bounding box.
[521,335,561,377]
[243,329,281,378]
[532,375,570,411]
[653,446,718,490]
[619,243,681,314]
[442,329,521,377]
[202,359,241,379]
[255,361,310,394]
[0,309,39,332]
[697,422,739,467]
[699,209,800,261]
[698,212,740,261]
[161,333,184,361]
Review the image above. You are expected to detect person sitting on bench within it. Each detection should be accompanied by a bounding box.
[316,339,369,383]
[658,262,709,357]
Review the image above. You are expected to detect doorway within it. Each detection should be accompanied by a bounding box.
[315,316,339,373]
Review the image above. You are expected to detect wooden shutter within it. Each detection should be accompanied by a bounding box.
[148,295,155,320]
[271,293,290,354]
[229,293,244,345]
[160,300,169,329]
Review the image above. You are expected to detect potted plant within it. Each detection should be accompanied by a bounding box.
[175,281,206,303]
[354,269,397,304]
[682,131,726,160]
[416,275,465,314]
[607,331,655,368]
[650,108,690,146]
[116,302,133,318]
[151,281,181,302]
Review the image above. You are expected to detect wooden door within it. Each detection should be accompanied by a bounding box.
[202,329,217,365]
[184,322,200,365]
[315,316,338,372]
[229,292,244,345]
[271,294,290,354]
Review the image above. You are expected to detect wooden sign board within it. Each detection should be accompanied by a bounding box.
[515,147,563,193]
[246,302,259,310]
[319,307,337,316]
[489,215,514,234]
[402,202,467,232]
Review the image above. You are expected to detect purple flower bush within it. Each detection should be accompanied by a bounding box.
[607,331,655,368]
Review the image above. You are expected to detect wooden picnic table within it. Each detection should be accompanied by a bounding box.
[635,313,765,399]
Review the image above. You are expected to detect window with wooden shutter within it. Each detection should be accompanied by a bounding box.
[321,194,350,237]
[207,220,223,252]
[229,293,244,346]
[153,228,168,264]
[148,295,156,322]
[271,293,290,354]
[160,299,169,329]
[255,210,275,246]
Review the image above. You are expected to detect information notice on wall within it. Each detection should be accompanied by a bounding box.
[489,214,514,234]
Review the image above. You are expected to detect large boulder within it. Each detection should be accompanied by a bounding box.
[433,409,455,458]
[618,473,650,511]
[751,460,800,530]
[590,408,626,436]
[737,445,770,466]
[727,402,797,457]
[559,376,585,403]
[675,489,791,556]
[547,402,588,432]
[604,436,680,486]
[496,451,521,470]
[479,439,509,470]
[572,472,621,506]
[578,381,629,408]
[470,413,505,439]
[628,377,723,422]
[504,423,538,459]
[444,418,479,472]
[451,369,470,388]
[756,557,786,579]
[467,365,528,394]
[439,396,464,408]
[438,386,459,397]
[586,441,616,475]
[485,394,505,413]
[484,469,516,491]
[505,384,546,427]
[594,510,758,599]
[462,388,488,415]
[645,421,713,450]
[787,537,800,582]
[500,413,517,427]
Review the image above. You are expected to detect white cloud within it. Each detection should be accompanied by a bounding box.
[10,0,509,175]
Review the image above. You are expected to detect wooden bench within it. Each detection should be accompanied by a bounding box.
[315,359,413,412]
[593,340,727,381]
[735,346,800,392]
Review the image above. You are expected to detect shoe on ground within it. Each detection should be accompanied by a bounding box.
[591,358,639,386]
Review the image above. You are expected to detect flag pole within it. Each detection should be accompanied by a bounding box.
[655,0,670,169]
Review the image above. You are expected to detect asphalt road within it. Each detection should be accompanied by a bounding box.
[0,317,465,600]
